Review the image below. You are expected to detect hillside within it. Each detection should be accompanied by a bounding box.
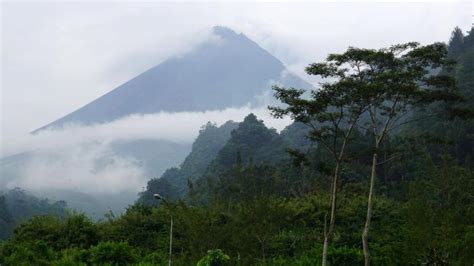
[139,114,313,203]
[139,120,239,204]
[0,188,67,239]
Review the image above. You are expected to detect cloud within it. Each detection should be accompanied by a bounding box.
[2,105,291,157]
[2,105,292,194]
[9,142,145,194]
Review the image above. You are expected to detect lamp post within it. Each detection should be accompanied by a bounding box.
[154,193,173,266]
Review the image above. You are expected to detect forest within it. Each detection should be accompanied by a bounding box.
[0,27,473,265]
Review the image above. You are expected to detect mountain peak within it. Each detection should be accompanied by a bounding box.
[212,26,240,38]
[242,113,260,124]
[35,26,312,132]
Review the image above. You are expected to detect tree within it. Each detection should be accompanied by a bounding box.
[89,241,136,265]
[270,56,370,265]
[61,213,99,249]
[335,42,459,265]
[271,42,459,265]
[197,249,230,266]
[12,215,63,249]
[448,26,464,58]
[403,153,474,264]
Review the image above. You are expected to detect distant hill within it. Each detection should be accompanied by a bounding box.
[35,26,311,132]
[139,115,312,203]
[139,121,239,204]
[0,188,67,239]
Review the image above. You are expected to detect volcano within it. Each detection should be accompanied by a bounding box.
[35,26,311,132]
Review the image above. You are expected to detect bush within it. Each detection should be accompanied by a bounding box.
[13,215,62,249]
[0,240,57,266]
[89,241,136,265]
[273,244,363,266]
[142,251,168,265]
[197,249,230,266]
[54,248,90,265]
[61,213,99,249]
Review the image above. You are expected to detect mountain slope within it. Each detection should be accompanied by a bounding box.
[138,120,239,204]
[139,115,313,202]
[36,26,311,131]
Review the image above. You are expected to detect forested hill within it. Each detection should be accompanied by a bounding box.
[208,114,297,168]
[139,121,239,204]
[0,188,67,239]
[139,114,312,204]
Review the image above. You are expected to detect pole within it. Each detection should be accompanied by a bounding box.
[169,215,173,266]
[153,194,173,266]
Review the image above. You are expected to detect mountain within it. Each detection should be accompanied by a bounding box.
[35,26,311,132]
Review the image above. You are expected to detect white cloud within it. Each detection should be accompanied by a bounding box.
[9,142,145,194]
[1,105,292,194]
[2,105,291,157]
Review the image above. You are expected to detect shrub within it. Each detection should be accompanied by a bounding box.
[89,241,136,265]
[1,240,57,266]
[197,249,230,266]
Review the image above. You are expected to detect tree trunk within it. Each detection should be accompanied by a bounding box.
[256,235,266,262]
[362,148,378,266]
[322,235,329,266]
[322,161,340,266]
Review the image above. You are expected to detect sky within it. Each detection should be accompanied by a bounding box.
[1,1,472,149]
[0,1,472,196]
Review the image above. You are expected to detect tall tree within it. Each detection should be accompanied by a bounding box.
[448,26,464,58]
[336,42,459,265]
[270,56,370,265]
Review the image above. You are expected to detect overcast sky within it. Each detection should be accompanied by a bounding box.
[1,1,472,155]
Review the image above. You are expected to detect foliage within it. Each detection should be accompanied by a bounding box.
[138,121,239,204]
[197,249,230,266]
[88,241,137,265]
[0,188,67,240]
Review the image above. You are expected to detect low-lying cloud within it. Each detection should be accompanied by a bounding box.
[11,143,144,194]
[1,105,292,195]
[3,105,291,157]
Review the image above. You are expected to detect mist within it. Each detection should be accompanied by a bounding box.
[2,105,292,193]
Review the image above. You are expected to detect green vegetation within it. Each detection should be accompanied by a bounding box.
[0,188,67,240]
[271,40,460,265]
[197,249,230,266]
[1,27,473,265]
